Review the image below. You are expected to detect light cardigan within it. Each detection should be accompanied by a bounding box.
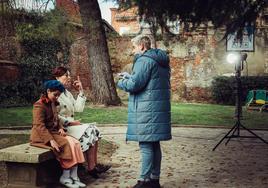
[57,89,100,151]
[57,89,86,127]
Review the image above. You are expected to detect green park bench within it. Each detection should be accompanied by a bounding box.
[246,90,268,112]
[0,143,61,188]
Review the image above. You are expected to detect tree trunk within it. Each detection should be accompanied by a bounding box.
[77,0,121,105]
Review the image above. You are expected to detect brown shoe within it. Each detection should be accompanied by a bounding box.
[88,169,99,179]
[95,164,111,174]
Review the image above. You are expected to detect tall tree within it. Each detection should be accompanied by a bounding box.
[116,0,267,38]
[3,0,122,106]
[77,0,121,105]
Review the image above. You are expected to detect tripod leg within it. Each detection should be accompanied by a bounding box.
[213,124,237,151]
[225,122,239,145]
[239,124,268,144]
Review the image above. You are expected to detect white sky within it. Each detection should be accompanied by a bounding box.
[98,0,118,24]
[15,0,117,24]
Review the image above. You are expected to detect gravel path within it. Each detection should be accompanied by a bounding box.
[1,127,268,188]
[91,127,268,188]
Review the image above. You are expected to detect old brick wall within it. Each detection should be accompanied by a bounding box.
[110,7,140,35]
[56,0,80,23]
[0,15,20,83]
[103,34,215,102]
[108,36,133,72]
[104,29,268,102]
[0,61,20,83]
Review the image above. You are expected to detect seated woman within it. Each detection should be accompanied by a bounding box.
[52,66,111,178]
[30,80,86,188]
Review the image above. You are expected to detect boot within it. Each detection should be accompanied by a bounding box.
[95,164,111,173]
[132,180,151,188]
[88,168,99,179]
[149,179,161,188]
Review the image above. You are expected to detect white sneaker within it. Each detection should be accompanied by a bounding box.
[72,177,87,188]
[59,177,79,188]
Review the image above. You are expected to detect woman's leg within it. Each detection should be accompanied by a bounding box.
[70,165,78,180]
[60,136,85,169]
[60,168,79,188]
[94,141,98,164]
[87,146,97,171]
[86,144,99,179]
[61,168,70,180]
[70,165,86,187]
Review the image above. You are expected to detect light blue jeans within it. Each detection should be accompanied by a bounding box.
[139,141,162,181]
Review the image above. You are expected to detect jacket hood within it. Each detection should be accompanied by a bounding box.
[142,49,170,68]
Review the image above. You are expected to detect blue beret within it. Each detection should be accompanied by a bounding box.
[44,80,65,93]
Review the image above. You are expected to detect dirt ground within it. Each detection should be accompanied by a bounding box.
[0,127,268,188]
[89,127,268,188]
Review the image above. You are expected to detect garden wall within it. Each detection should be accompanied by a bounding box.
[65,28,268,103]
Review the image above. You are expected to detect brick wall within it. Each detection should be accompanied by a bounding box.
[1,1,267,103]
[56,0,81,23]
[0,61,20,83]
[0,15,20,83]
[110,7,140,35]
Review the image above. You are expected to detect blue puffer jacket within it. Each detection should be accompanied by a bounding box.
[117,48,171,142]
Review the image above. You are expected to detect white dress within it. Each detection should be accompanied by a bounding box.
[57,89,101,152]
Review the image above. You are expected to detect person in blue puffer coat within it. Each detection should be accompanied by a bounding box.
[117,36,171,188]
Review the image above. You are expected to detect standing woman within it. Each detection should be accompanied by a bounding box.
[52,66,111,178]
[30,80,86,188]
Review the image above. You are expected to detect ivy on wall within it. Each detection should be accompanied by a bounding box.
[0,9,72,107]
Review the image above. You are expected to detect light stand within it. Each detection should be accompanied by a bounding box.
[213,53,268,151]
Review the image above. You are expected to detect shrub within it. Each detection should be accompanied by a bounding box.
[0,37,67,107]
[0,10,72,107]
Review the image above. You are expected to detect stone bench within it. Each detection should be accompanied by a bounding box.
[0,143,61,188]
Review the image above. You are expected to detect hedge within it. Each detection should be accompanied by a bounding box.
[211,76,268,105]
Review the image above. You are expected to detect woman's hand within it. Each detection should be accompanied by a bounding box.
[73,76,83,91]
[58,128,66,136]
[68,120,81,126]
[50,139,60,152]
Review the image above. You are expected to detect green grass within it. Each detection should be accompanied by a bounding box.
[172,103,268,128]
[0,103,267,129]
[75,105,127,124]
[0,134,29,149]
[0,106,33,127]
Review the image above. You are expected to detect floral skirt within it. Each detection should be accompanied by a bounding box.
[66,123,101,152]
